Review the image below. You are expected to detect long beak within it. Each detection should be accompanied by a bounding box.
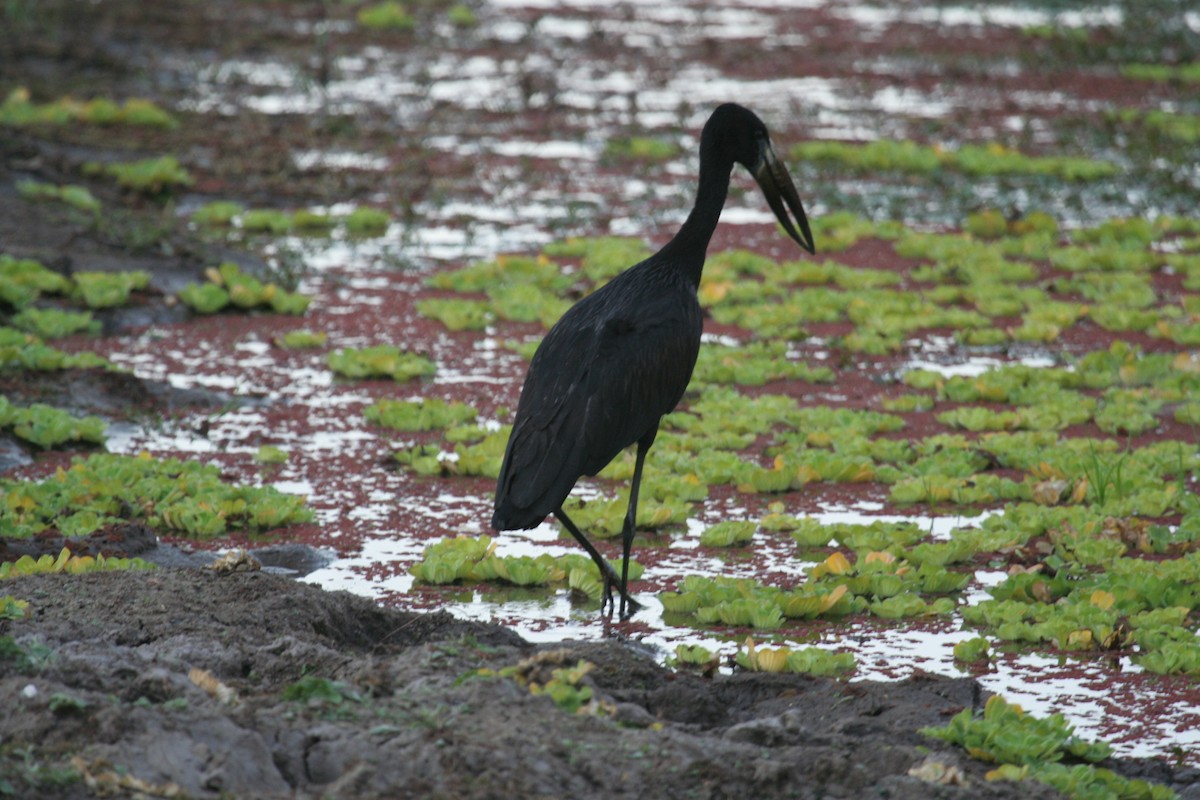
[755,141,816,255]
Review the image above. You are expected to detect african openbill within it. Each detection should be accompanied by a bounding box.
[492,103,815,617]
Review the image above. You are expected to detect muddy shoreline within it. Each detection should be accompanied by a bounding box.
[6,566,1193,799]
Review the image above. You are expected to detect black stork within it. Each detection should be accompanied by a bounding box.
[491,103,816,617]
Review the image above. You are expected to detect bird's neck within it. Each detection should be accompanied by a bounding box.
[658,158,733,288]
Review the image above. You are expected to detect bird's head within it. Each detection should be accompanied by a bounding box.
[703,103,816,255]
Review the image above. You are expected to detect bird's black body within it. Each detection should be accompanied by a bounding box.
[492,103,815,616]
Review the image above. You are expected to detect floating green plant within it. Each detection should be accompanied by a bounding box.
[1120,61,1200,83]
[0,398,106,449]
[240,209,293,234]
[9,308,99,339]
[16,180,101,215]
[447,4,477,26]
[416,297,493,331]
[72,270,149,309]
[190,200,245,227]
[408,534,642,596]
[0,326,111,372]
[0,87,177,129]
[92,155,194,196]
[0,452,313,538]
[792,140,1117,181]
[952,636,990,663]
[254,445,289,465]
[541,236,651,284]
[603,136,680,161]
[178,262,310,315]
[0,595,28,619]
[0,547,155,579]
[923,695,1175,800]
[343,206,391,235]
[277,329,328,348]
[363,397,477,431]
[327,345,435,381]
[735,637,856,676]
[699,520,756,547]
[357,1,415,30]
[0,254,71,308]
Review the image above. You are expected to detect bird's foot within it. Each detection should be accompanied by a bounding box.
[618,592,643,620]
[599,572,641,619]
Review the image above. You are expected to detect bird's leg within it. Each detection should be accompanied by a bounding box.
[617,439,651,619]
[554,507,634,616]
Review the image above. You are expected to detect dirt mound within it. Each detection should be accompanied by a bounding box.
[0,569,1080,798]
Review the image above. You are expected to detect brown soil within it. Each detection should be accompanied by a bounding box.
[0,567,1166,799]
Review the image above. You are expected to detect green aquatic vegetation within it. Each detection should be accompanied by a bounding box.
[416,297,493,331]
[603,135,680,161]
[1052,271,1157,308]
[408,535,643,595]
[487,283,572,327]
[0,452,313,537]
[278,329,327,348]
[807,212,903,252]
[190,200,245,227]
[1049,244,1160,273]
[0,254,71,308]
[292,209,335,232]
[9,308,99,339]
[920,695,1174,800]
[793,139,1116,181]
[364,397,477,431]
[96,156,194,196]
[178,262,310,315]
[71,270,149,309]
[0,547,155,579]
[254,445,288,465]
[1088,305,1163,333]
[869,592,954,619]
[699,520,756,547]
[542,236,651,284]
[0,87,177,129]
[690,340,833,387]
[1120,61,1200,83]
[964,209,1008,239]
[16,180,101,215]
[447,4,477,26]
[429,254,571,293]
[735,639,856,676]
[0,399,106,449]
[240,209,293,234]
[328,345,436,381]
[666,386,797,438]
[952,144,1117,181]
[358,1,415,30]
[343,206,391,236]
[665,574,865,628]
[1134,641,1200,676]
[0,327,111,372]
[3,455,309,537]
[953,636,990,663]
[1093,389,1162,435]
[792,139,943,174]
[788,517,926,551]
[668,644,717,669]
[177,282,229,314]
[937,406,1022,432]
[559,491,690,538]
[924,694,1112,765]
